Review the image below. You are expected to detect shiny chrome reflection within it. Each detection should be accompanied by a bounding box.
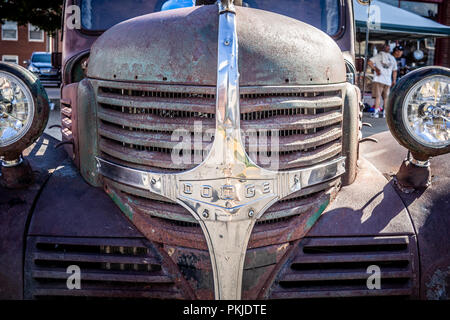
[0,71,34,147]
[403,75,449,147]
[97,3,346,300]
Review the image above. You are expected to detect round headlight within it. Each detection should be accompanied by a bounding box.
[403,76,449,147]
[0,71,35,147]
[386,67,450,159]
[0,62,49,162]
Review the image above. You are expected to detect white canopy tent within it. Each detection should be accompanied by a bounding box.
[353,0,450,40]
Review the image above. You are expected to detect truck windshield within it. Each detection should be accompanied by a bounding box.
[246,0,341,36]
[80,0,163,31]
[31,53,51,63]
[80,0,340,36]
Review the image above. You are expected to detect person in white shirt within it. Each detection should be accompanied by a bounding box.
[367,44,398,118]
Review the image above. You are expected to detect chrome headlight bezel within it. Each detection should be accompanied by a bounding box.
[0,62,50,162]
[28,65,39,73]
[0,71,36,148]
[402,75,449,149]
[386,66,450,159]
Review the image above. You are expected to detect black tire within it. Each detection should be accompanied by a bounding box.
[386,66,450,159]
[0,62,50,161]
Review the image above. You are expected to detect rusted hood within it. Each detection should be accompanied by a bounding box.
[87,5,346,86]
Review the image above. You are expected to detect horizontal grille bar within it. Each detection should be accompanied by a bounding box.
[99,138,194,170]
[98,106,215,132]
[33,251,161,265]
[99,121,341,153]
[291,252,411,264]
[282,269,413,282]
[32,268,173,284]
[103,179,337,225]
[99,133,341,171]
[26,237,186,300]
[242,110,342,131]
[270,288,413,299]
[269,236,416,299]
[92,80,344,226]
[32,287,183,299]
[98,88,343,113]
[97,92,215,113]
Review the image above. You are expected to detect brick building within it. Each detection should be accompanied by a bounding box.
[0,22,49,67]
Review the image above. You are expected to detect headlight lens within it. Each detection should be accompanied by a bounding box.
[28,65,39,73]
[0,71,35,147]
[403,75,449,148]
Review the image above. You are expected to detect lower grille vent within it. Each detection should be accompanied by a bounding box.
[269,236,417,299]
[25,237,185,299]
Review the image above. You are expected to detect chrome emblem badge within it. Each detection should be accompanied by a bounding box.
[97,0,346,300]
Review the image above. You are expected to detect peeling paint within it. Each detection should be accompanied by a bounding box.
[426,266,450,300]
[305,199,330,230]
[107,189,134,220]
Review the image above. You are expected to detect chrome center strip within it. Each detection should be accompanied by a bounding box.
[96,1,346,300]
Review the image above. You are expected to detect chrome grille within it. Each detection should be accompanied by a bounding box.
[95,82,344,171]
[92,80,344,223]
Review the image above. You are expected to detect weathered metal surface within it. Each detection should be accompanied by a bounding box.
[395,159,431,191]
[61,0,97,83]
[95,4,346,298]
[25,236,194,299]
[267,235,419,299]
[18,133,429,300]
[105,182,338,249]
[93,79,345,173]
[77,79,101,187]
[27,160,140,239]
[0,134,66,299]
[0,158,34,188]
[60,83,79,167]
[341,83,359,185]
[87,6,345,86]
[85,3,350,299]
[105,182,339,299]
[360,130,450,300]
[21,152,339,300]
[308,157,416,237]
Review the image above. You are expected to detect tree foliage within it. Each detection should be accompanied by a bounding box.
[0,0,63,34]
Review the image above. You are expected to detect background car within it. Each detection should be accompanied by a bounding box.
[26,52,61,87]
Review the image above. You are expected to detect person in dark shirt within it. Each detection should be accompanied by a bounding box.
[393,46,406,81]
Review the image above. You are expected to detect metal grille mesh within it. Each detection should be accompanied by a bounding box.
[93,81,344,224]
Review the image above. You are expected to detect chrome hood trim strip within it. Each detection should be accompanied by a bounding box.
[96,1,346,300]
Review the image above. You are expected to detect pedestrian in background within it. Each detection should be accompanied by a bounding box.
[393,45,406,80]
[367,44,398,118]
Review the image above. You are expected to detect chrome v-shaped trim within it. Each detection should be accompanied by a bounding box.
[96,1,346,300]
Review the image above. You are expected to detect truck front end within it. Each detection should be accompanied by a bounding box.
[1,0,449,300]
